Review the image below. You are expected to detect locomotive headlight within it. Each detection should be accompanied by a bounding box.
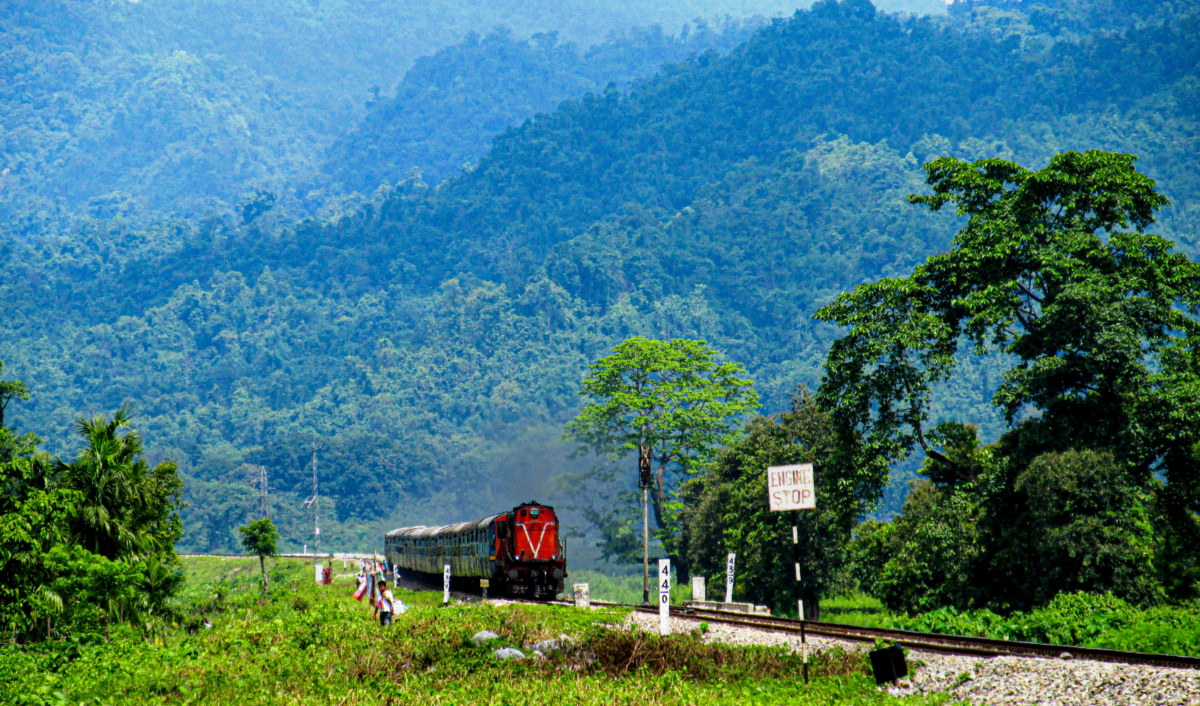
[507,569,518,579]
[552,568,564,579]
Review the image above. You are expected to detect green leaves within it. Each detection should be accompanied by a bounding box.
[565,337,759,569]
[909,151,1198,457]
[821,150,1200,609]
[239,518,280,560]
[0,359,30,430]
[567,337,759,469]
[816,277,958,477]
[54,405,186,561]
[821,149,1200,473]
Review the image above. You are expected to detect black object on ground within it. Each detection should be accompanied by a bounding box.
[869,644,908,685]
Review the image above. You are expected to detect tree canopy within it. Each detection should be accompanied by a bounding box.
[239,517,280,596]
[0,367,184,639]
[822,151,1200,610]
[564,337,758,574]
[2,0,1200,553]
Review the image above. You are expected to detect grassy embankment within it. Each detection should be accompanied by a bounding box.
[0,557,951,705]
[568,569,694,605]
[823,593,1200,657]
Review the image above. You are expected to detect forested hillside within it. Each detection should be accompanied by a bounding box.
[2,0,1199,555]
[1,0,826,233]
[320,20,764,191]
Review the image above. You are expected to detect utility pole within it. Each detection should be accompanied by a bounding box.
[639,444,652,605]
[259,466,269,518]
[301,437,321,555]
[312,438,320,556]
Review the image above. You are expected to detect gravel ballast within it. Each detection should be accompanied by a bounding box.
[626,611,1200,705]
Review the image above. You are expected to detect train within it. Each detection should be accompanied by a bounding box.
[384,501,567,599]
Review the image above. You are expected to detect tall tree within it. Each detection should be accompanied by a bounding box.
[564,337,759,585]
[53,406,186,561]
[818,150,1200,607]
[679,390,865,620]
[0,359,30,430]
[239,517,279,597]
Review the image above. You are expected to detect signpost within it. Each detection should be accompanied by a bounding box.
[767,463,815,511]
[443,564,451,605]
[658,559,671,636]
[767,462,816,684]
[724,552,736,603]
[480,578,489,604]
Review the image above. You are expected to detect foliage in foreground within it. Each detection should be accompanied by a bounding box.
[825,591,1200,658]
[0,397,185,640]
[0,558,947,706]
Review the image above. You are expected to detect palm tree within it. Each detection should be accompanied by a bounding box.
[53,405,171,560]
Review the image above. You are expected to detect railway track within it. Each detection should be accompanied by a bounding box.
[577,600,1200,671]
[327,568,1200,672]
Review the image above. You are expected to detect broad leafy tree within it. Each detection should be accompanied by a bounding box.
[679,390,869,619]
[819,150,1200,608]
[0,376,184,638]
[239,518,280,597]
[0,360,30,431]
[564,337,759,579]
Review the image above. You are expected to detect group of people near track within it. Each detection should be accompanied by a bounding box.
[352,560,408,626]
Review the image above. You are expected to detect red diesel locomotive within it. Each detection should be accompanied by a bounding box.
[384,501,567,599]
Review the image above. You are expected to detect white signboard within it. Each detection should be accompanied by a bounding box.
[725,553,736,603]
[658,559,671,636]
[767,463,815,511]
[314,562,323,584]
[691,576,706,603]
[443,564,451,604]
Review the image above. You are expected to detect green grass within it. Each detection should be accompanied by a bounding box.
[0,558,952,705]
[568,569,694,605]
[822,593,886,623]
[817,591,1200,657]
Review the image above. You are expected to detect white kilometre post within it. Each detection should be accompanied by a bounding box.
[691,575,706,602]
[724,552,736,603]
[573,583,590,609]
[658,559,671,635]
[443,564,451,605]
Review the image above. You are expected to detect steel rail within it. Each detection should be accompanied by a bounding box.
[570,600,1200,671]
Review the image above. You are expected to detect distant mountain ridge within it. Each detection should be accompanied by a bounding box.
[1,0,1198,553]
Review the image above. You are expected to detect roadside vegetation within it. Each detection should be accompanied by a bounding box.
[822,591,1200,658]
[0,557,945,706]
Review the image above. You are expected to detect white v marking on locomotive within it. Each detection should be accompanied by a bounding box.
[517,522,554,558]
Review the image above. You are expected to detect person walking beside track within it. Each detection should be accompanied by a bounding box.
[353,568,368,601]
[378,586,397,626]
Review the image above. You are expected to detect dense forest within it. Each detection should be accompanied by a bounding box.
[1,0,938,232]
[2,0,1199,563]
